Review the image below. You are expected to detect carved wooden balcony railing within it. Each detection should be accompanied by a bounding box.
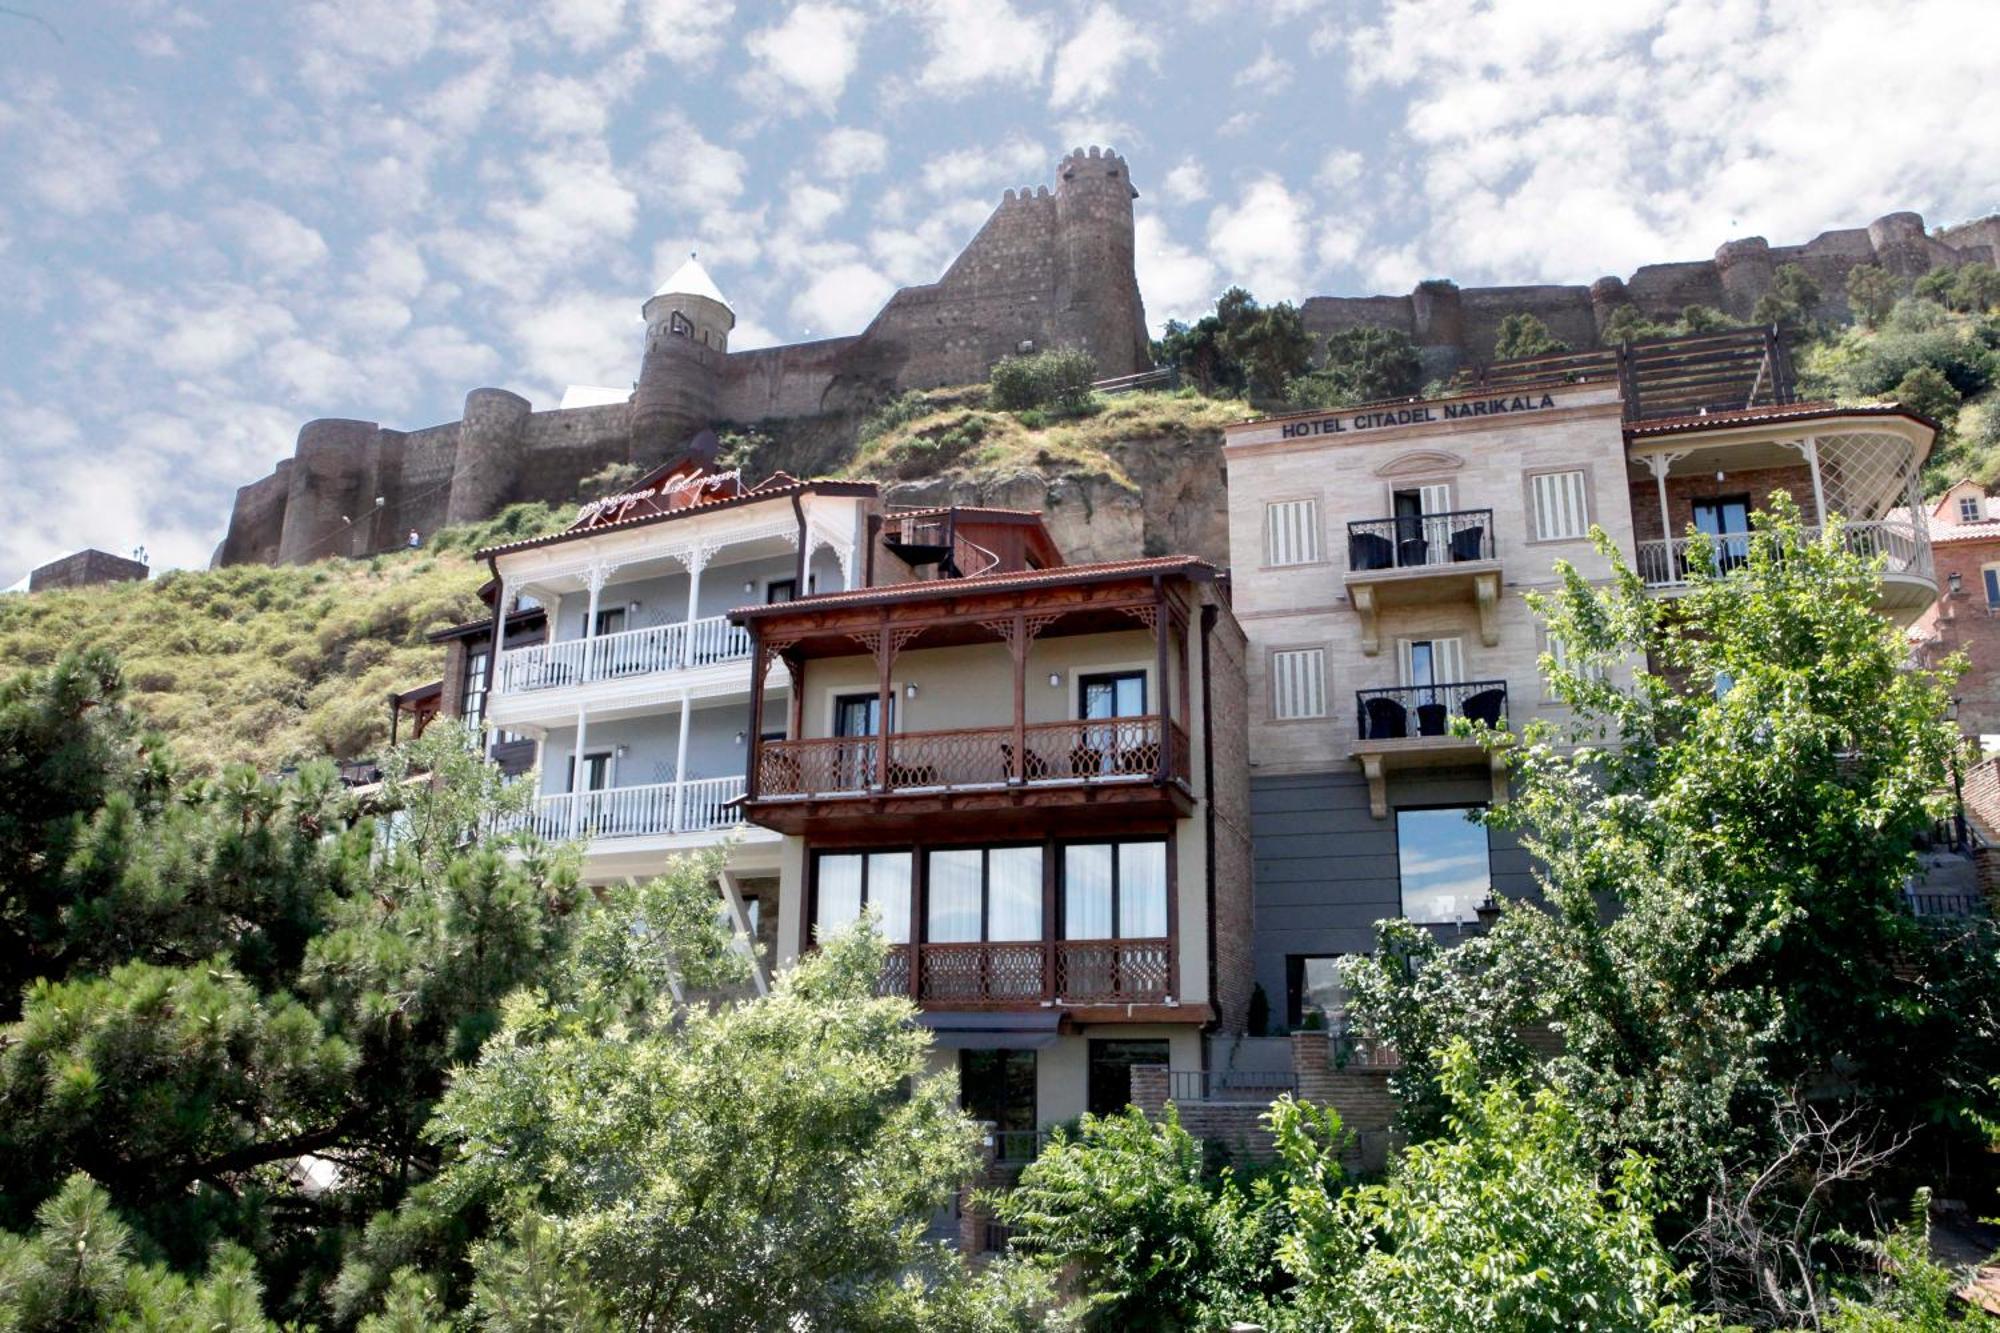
[871,938,1173,1006]
[755,716,1190,798]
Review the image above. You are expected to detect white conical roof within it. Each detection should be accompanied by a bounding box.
[652,255,731,309]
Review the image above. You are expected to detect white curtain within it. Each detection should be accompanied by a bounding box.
[927,849,983,943]
[868,851,912,944]
[816,854,863,937]
[987,847,1043,941]
[1064,844,1114,940]
[1120,841,1168,938]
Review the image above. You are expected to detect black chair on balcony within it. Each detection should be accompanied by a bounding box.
[1448,524,1486,563]
[1462,688,1505,729]
[1350,531,1394,571]
[1361,696,1409,740]
[1415,701,1449,736]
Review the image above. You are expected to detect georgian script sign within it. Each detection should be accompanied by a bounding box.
[1278,392,1557,440]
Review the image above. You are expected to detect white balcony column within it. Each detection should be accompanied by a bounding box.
[581,561,609,684]
[1642,450,1689,582]
[670,692,693,832]
[568,705,589,840]
[682,544,714,668]
[1801,436,1829,527]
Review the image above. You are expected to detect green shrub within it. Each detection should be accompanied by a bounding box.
[989,347,1098,413]
[1845,264,1899,327]
[1894,365,1962,424]
[859,390,933,443]
[1753,261,1824,333]
[1492,312,1568,360]
[1284,327,1423,408]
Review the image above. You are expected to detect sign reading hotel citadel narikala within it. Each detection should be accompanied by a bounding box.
[1278,392,1558,440]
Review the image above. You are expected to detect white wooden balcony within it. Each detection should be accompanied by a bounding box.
[509,775,748,842]
[497,615,752,695]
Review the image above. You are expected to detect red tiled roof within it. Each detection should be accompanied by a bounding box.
[477,477,876,560]
[1929,522,2000,544]
[1624,401,1938,438]
[729,555,1216,620]
[887,504,1047,520]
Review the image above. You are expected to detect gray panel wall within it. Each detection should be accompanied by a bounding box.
[538,699,751,795]
[1248,767,1537,1023]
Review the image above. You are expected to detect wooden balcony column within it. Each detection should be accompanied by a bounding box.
[976,611,1065,784]
[848,620,925,792]
[743,625,797,799]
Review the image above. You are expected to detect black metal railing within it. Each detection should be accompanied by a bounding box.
[1168,1070,1300,1104]
[1356,680,1508,742]
[1347,509,1494,572]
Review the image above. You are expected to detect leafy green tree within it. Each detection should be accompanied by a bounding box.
[1284,327,1424,409]
[990,1105,1286,1331]
[1271,1042,1712,1333]
[1676,304,1735,333]
[1225,299,1316,405]
[1344,499,1989,1202]
[1493,312,1569,360]
[1753,261,1824,332]
[988,346,1098,413]
[1845,264,1900,327]
[1603,305,1674,343]
[1894,364,1963,425]
[1915,264,1958,307]
[1951,261,2000,314]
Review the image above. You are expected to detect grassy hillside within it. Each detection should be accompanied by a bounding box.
[0,504,571,776]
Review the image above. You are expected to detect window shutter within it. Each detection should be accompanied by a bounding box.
[1271,649,1327,719]
[1397,638,1415,686]
[1265,499,1320,567]
[1436,637,1464,684]
[1532,471,1588,541]
[1418,483,1451,515]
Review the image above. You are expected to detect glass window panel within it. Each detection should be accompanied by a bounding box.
[1119,841,1168,938]
[1298,957,1347,1028]
[1064,844,1114,940]
[868,851,912,944]
[1396,807,1490,925]
[1985,568,2000,607]
[816,854,863,935]
[927,849,983,943]
[987,847,1043,941]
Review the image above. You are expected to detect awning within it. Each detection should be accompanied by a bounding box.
[915,1009,1062,1050]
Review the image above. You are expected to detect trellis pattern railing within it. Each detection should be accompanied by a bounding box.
[870,939,1174,1005]
[497,615,753,693]
[755,717,1188,797]
[1634,520,1930,589]
[1056,938,1171,1002]
[919,942,1047,1001]
[510,776,747,841]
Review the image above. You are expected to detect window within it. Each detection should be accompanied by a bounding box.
[1271,648,1327,720]
[592,606,626,637]
[1265,498,1321,566]
[566,751,611,793]
[813,850,912,943]
[765,578,797,604]
[1398,637,1464,688]
[1960,495,1982,523]
[1984,567,2000,608]
[463,647,489,731]
[960,1050,1037,1138]
[1080,671,1146,719]
[1088,1039,1169,1117]
[1692,495,1752,570]
[1530,470,1589,542]
[927,846,1043,943]
[1286,955,1348,1030]
[1396,806,1490,924]
[1063,841,1168,940]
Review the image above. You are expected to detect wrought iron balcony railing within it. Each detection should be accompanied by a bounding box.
[1355,680,1508,742]
[1347,508,1495,572]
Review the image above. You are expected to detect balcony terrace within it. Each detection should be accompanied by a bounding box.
[1343,508,1502,654]
[1352,680,1509,819]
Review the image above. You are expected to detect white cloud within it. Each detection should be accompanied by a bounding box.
[218,201,330,275]
[819,127,887,179]
[421,56,509,137]
[923,137,1048,196]
[745,3,868,113]
[155,289,299,375]
[1315,148,1363,191]
[1050,4,1159,110]
[787,182,847,233]
[910,0,1051,96]
[868,196,992,285]
[637,0,735,65]
[1160,157,1207,205]
[509,291,640,395]
[641,113,748,201]
[542,0,626,51]
[1207,174,1309,296]
[515,73,617,140]
[789,261,894,336]
[1234,46,1290,90]
[1134,213,1218,331]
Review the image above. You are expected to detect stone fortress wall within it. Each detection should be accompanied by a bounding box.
[215,147,1150,567]
[214,138,2000,568]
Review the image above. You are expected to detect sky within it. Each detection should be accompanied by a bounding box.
[1,0,1995,587]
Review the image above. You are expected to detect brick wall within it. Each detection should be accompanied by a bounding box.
[1913,535,2000,738]
[1626,465,1820,544]
[1205,594,1256,1034]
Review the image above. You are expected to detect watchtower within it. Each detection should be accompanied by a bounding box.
[1054,147,1148,374]
[631,256,734,469]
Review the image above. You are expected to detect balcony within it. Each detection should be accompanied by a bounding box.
[497,614,752,694]
[1352,680,1509,818]
[876,937,1173,1010]
[1344,510,1501,655]
[1634,521,1935,618]
[750,716,1194,834]
[511,775,747,842]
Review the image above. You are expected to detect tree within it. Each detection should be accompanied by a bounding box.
[988,346,1098,413]
[1285,327,1424,409]
[1343,498,1988,1203]
[1915,264,1959,308]
[1845,264,1900,328]
[345,873,996,1330]
[1893,364,1962,425]
[1951,261,2000,314]
[1603,305,1673,343]
[990,1105,1286,1331]
[1271,1043,1713,1333]
[1753,262,1823,333]
[1493,312,1569,360]
[1225,299,1316,405]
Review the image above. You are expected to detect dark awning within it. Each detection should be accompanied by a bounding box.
[915,1009,1062,1050]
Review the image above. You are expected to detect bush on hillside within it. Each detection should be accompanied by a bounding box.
[1893,365,1962,425]
[1283,326,1424,410]
[989,346,1098,414]
[1845,264,1900,328]
[1492,312,1568,359]
[1753,261,1823,334]
[424,502,573,555]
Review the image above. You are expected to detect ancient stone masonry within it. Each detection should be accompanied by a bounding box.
[216,147,1149,568]
[1303,210,2000,381]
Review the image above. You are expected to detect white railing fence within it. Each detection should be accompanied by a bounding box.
[507,776,747,841]
[1635,521,1931,589]
[497,615,754,694]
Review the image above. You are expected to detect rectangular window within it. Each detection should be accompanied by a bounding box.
[960,1049,1037,1137]
[765,578,797,604]
[1398,637,1464,688]
[813,851,912,944]
[1271,648,1327,720]
[593,606,627,637]
[1062,840,1168,940]
[1088,1038,1169,1117]
[1961,496,1982,523]
[1530,470,1589,542]
[566,751,611,793]
[463,648,489,731]
[1984,568,2000,608]
[926,846,1044,943]
[1265,498,1321,567]
[1396,806,1490,925]
[1286,955,1349,1030]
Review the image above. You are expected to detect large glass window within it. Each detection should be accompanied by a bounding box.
[960,1050,1037,1137]
[463,648,489,731]
[1395,807,1490,925]
[1063,840,1167,940]
[1286,955,1348,1030]
[926,846,1044,943]
[813,851,911,943]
